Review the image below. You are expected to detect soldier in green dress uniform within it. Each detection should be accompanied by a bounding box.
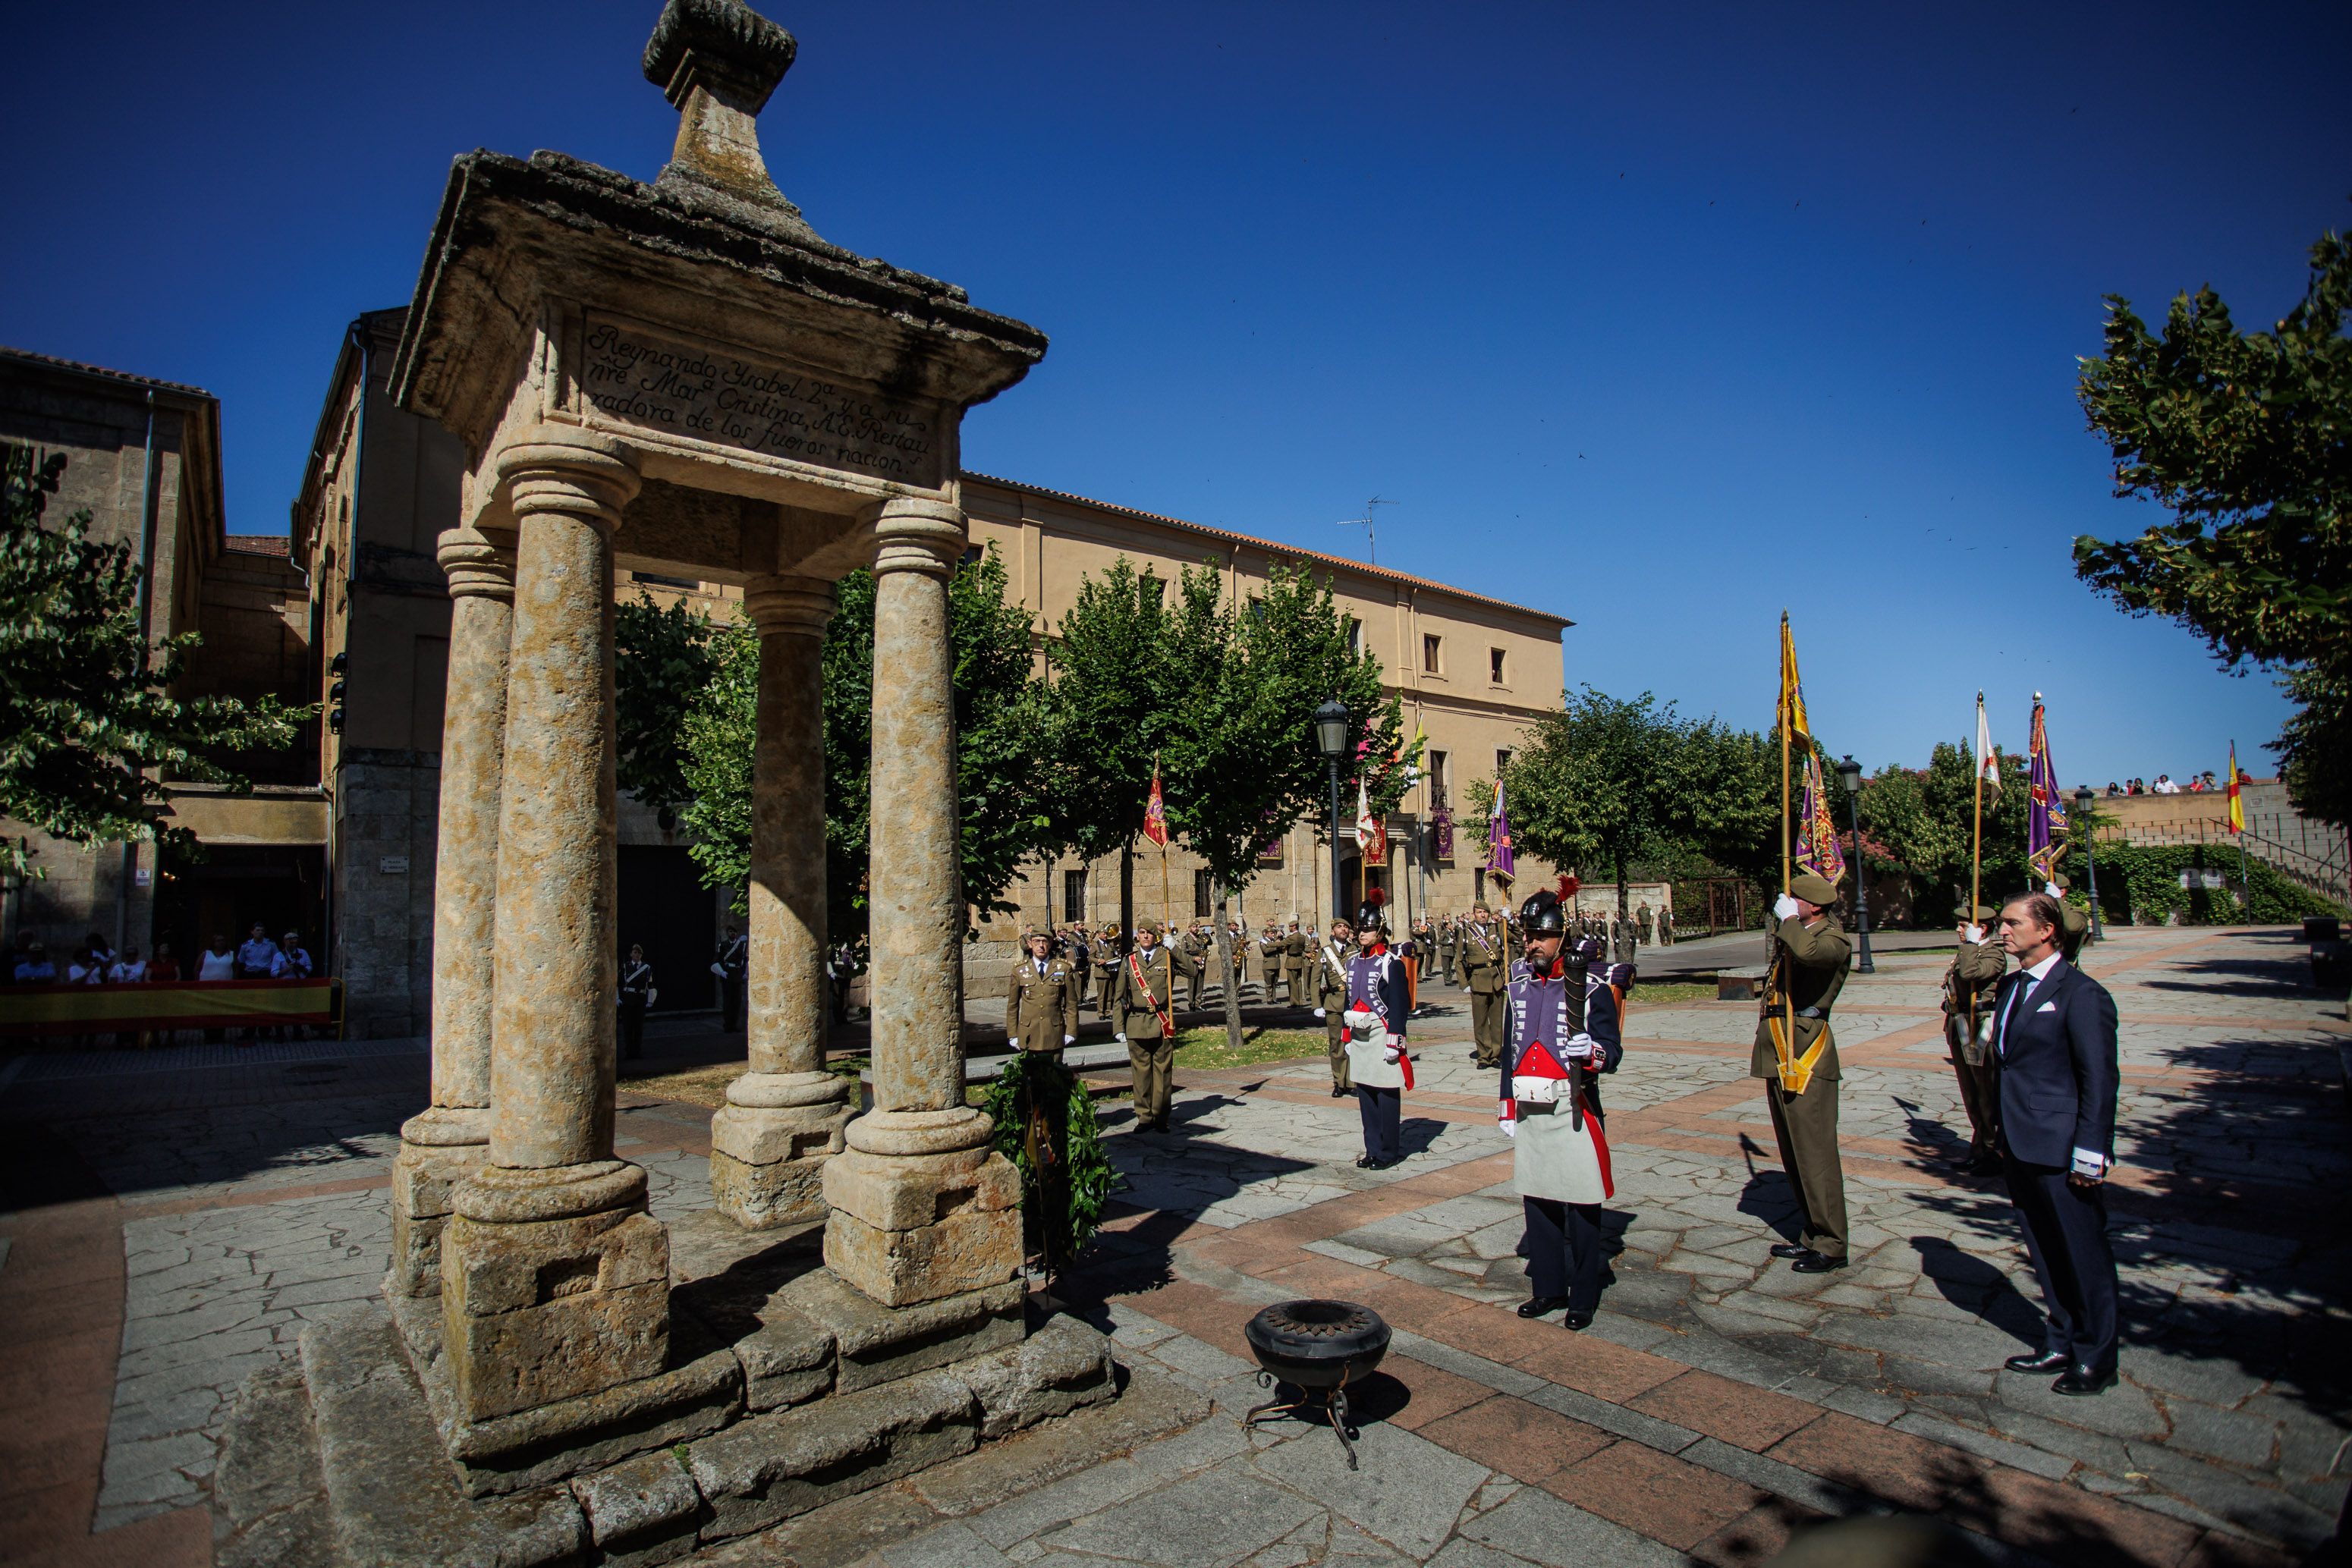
[1459,903,1510,1067]
[1941,904,2005,1173]
[1753,871,1851,1272]
[1114,919,1198,1133]
[1311,914,1355,1098]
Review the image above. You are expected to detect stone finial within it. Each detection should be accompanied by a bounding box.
[643,0,800,206]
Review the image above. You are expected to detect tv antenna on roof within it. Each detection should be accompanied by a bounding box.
[1337,497,1395,564]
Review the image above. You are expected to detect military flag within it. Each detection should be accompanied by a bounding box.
[1779,616,1844,887]
[1485,776,1514,885]
[1356,777,1388,864]
[2226,741,2245,834]
[1142,760,1168,847]
[1975,693,2001,800]
[2027,693,2067,882]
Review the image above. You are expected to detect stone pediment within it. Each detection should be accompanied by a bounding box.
[390,146,1045,508]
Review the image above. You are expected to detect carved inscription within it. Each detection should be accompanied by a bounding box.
[579,319,939,485]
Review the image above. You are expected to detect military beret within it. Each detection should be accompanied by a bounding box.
[1789,872,1840,905]
[1137,919,1162,937]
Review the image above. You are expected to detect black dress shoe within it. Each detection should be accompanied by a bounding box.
[1354,1155,1374,1168]
[1517,1296,1567,1318]
[1791,1251,1847,1274]
[1769,1243,1812,1260]
[1563,1308,1594,1331]
[1331,1085,1350,1098]
[2053,1363,2118,1397]
[2005,1349,2071,1375]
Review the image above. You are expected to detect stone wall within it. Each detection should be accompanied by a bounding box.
[333,749,440,1039]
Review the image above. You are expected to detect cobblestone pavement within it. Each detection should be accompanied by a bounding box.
[2,923,2344,1566]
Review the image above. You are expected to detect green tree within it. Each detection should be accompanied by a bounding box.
[1853,743,2034,925]
[1497,689,1690,922]
[1154,561,1408,1046]
[0,447,305,888]
[670,548,1055,945]
[614,592,718,822]
[2074,226,2351,822]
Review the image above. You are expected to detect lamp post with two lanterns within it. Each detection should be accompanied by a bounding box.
[1315,699,1351,925]
[1835,755,1874,974]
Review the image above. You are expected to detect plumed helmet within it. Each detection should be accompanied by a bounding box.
[1519,890,1567,935]
[1354,902,1387,933]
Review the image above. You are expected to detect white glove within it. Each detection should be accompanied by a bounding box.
[1563,1032,1596,1060]
[1962,924,1984,945]
[1115,1032,1127,1044]
[1313,1007,1326,1019]
[1498,1118,1517,1139]
[1773,894,1800,921]
[1064,1034,1077,1045]
[1382,1046,1401,1064]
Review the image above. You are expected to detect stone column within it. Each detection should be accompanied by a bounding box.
[388,526,515,1300]
[710,575,852,1227]
[440,432,670,1424]
[822,498,1020,1307]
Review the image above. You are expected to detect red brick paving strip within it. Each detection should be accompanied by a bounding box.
[1541,1438,1770,1551]
[1628,1368,1825,1452]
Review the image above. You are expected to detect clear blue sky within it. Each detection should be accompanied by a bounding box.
[6,2,2346,786]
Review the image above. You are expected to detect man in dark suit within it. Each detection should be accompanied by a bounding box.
[1991,891,2122,1396]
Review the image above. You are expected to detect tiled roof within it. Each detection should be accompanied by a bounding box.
[224,535,292,558]
[0,344,214,401]
[960,471,1571,629]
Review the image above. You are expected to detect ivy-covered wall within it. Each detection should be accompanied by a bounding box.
[2082,843,2346,926]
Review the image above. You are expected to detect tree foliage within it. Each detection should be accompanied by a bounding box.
[2074,226,2351,822]
[0,447,305,885]
[665,548,1055,944]
[614,592,718,819]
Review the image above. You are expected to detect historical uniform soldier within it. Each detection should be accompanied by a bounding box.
[714,925,749,1032]
[1341,904,1413,1168]
[618,944,656,1061]
[1458,903,1510,1068]
[1008,928,1082,1054]
[1753,872,1851,1272]
[1093,922,1123,1020]
[1942,904,2005,1174]
[1114,919,1197,1132]
[1311,916,1354,1098]
[1498,889,1623,1329]
[1256,921,1286,1002]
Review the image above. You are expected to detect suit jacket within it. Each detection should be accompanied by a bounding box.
[1992,959,2120,1168]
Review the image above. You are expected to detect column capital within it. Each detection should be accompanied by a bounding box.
[743,573,835,636]
[491,429,641,531]
[866,496,964,578]
[436,526,518,602]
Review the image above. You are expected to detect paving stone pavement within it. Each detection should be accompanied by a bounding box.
[2,923,2344,1566]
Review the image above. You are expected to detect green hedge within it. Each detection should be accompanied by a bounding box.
[2084,843,2346,926]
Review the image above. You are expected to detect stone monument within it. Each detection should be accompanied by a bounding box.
[217,6,1141,1563]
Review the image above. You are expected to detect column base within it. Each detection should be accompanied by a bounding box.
[821,1136,1021,1309]
[386,1108,490,1299]
[709,1071,852,1230]
[442,1161,670,1423]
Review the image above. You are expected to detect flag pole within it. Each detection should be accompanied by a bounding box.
[2232,739,2249,903]
[1970,691,1985,1042]
[1778,614,1794,1080]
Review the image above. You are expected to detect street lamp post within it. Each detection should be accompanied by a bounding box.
[1315,700,1351,925]
[2075,785,2102,944]
[1835,755,1874,973]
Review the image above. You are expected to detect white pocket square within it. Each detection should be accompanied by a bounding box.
[2036,1001,2058,1013]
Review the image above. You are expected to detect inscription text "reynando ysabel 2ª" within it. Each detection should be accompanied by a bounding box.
[580,320,936,482]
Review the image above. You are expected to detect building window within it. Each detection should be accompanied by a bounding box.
[1496,748,1512,778]
[1346,617,1363,656]
[1429,749,1450,809]
[1061,869,1087,925]
[1193,869,1213,919]
[1423,633,1442,674]
[1489,647,1506,684]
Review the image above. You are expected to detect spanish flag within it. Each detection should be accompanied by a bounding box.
[2227,742,2244,834]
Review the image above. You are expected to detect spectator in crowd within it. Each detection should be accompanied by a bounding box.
[67,942,108,985]
[273,932,315,1039]
[618,943,655,1061]
[235,922,280,979]
[146,941,180,982]
[14,939,56,984]
[2105,781,2121,797]
[5,931,33,983]
[107,946,147,983]
[199,932,238,1042]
